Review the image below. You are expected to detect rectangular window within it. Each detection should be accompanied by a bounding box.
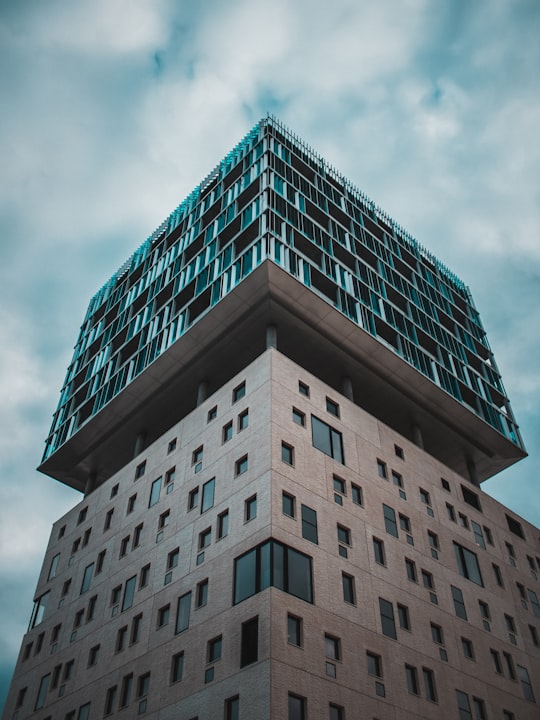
[462,485,482,511]
[377,459,387,479]
[171,652,184,682]
[225,696,240,720]
[135,461,146,479]
[80,563,94,594]
[454,542,484,586]
[422,569,434,589]
[104,685,117,715]
[471,521,486,549]
[157,604,170,628]
[34,674,50,710]
[222,421,233,443]
[281,442,295,465]
[397,603,410,630]
[235,455,248,475]
[217,510,229,539]
[423,668,437,702]
[337,524,351,546]
[196,579,208,607]
[119,535,130,557]
[383,504,398,537]
[201,478,215,513]
[127,494,137,513]
[461,637,474,659]
[492,563,504,587]
[405,664,419,694]
[472,697,487,720]
[288,614,303,646]
[188,487,199,510]
[158,510,170,529]
[326,397,340,417]
[405,558,417,582]
[207,635,222,663]
[288,693,306,720]
[238,409,249,430]
[282,492,296,517]
[121,576,136,612]
[431,623,444,645]
[175,592,191,633]
[367,651,382,677]
[490,648,502,674]
[120,673,133,708]
[241,616,259,667]
[130,613,143,644]
[207,405,217,422]
[392,470,403,488]
[48,553,60,580]
[292,407,305,426]
[351,483,363,505]
[301,504,318,544]
[447,503,457,522]
[165,466,175,486]
[139,563,150,588]
[148,477,162,507]
[104,509,114,531]
[517,665,536,702]
[167,438,177,453]
[459,512,469,528]
[298,381,310,396]
[342,573,355,604]
[503,651,516,679]
[325,633,341,660]
[373,537,386,565]
[245,495,257,522]
[451,585,468,620]
[115,626,127,652]
[379,597,397,639]
[329,703,344,720]
[233,381,246,402]
[311,416,344,463]
[456,690,472,720]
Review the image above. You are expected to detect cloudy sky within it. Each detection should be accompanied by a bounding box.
[1,0,539,709]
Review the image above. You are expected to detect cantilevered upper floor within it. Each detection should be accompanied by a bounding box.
[39,118,526,491]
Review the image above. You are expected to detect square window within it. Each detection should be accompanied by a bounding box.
[326,398,340,417]
[232,381,246,403]
[419,488,431,505]
[235,455,248,476]
[292,408,306,426]
[298,381,310,397]
[281,442,294,466]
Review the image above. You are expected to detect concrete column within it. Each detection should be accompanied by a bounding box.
[266,324,277,349]
[341,376,354,402]
[411,422,424,449]
[197,381,208,406]
[84,472,97,497]
[467,457,480,487]
[134,431,146,458]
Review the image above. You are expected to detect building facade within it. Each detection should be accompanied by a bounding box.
[3,117,539,720]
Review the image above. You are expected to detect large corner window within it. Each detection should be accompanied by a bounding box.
[311,416,344,464]
[234,539,313,605]
[454,542,484,586]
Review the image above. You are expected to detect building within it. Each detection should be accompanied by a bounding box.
[3,117,539,720]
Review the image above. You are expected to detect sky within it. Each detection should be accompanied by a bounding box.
[1,0,539,710]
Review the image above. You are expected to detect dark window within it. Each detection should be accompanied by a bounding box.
[196,579,208,607]
[171,652,184,682]
[148,477,162,507]
[132,523,143,548]
[207,405,217,422]
[241,616,258,667]
[325,633,341,660]
[238,409,249,430]
[517,665,536,702]
[222,421,233,443]
[301,504,318,544]
[288,614,302,646]
[192,445,203,472]
[245,495,257,522]
[188,487,199,510]
[405,558,417,582]
[441,477,450,491]
[379,597,397,639]
[431,623,444,644]
[311,416,344,463]
[461,485,482,512]
[225,696,240,720]
[298,381,310,396]
[235,455,248,475]
[234,539,313,604]
[139,563,150,588]
[119,673,133,708]
[383,504,398,537]
[397,603,410,630]
[337,524,351,546]
[232,381,246,402]
[130,613,143,644]
[292,407,305,426]
[167,438,177,453]
[157,604,170,627]
[175,592,191,633]
[405,664,419,694]
[419,488,431,505]
[104,685,117,715]
[342,573,355,604]
[456,690,472,720]
[201,478,215,513]
[326,397,340,417]
[454,542,484,586]
[451,585,468,620]
[394,444,404,459]
[135,461,146,479]
[282,442,294,465]
[377,459,387,479]
[127,494,137,513]
[208,635,222,663]
[392,470,403,488]
[367,651,382,677]
[472,697,487,720]
[373,537,386,565]
[34,674,50,710]
[462,637,474,659]
[447,503,457,522]
[490,648,502,673]
[506,514,525,539]
[329,703,344,720]
[217,510,229,539]
[288,694,306,720]
[351,483,363,505]
[167,548,179,570]
[423,668,437,702]
[492,563,504,587]
[282,492,296,517]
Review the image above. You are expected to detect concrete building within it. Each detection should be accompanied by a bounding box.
[3,117,539,720]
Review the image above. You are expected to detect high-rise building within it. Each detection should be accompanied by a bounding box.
[4,117,538,720]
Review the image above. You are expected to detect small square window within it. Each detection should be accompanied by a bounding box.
[292,408,306,426]
[326,398,340,417]
[207,406,217,422]
[298,381,310,397]
[281,442,294,466]
[235,455,248,476]
[232,382,246,403]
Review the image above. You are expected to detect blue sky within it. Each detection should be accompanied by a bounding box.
[1,0,539,710]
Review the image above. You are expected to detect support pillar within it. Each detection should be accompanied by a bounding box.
[341,376,354,402]
[411,422,424,449]
[266,324,277,350]
[467,457,480,487]
[134,431,147,458]
[84,472,97,497]
[197,381,209,407]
